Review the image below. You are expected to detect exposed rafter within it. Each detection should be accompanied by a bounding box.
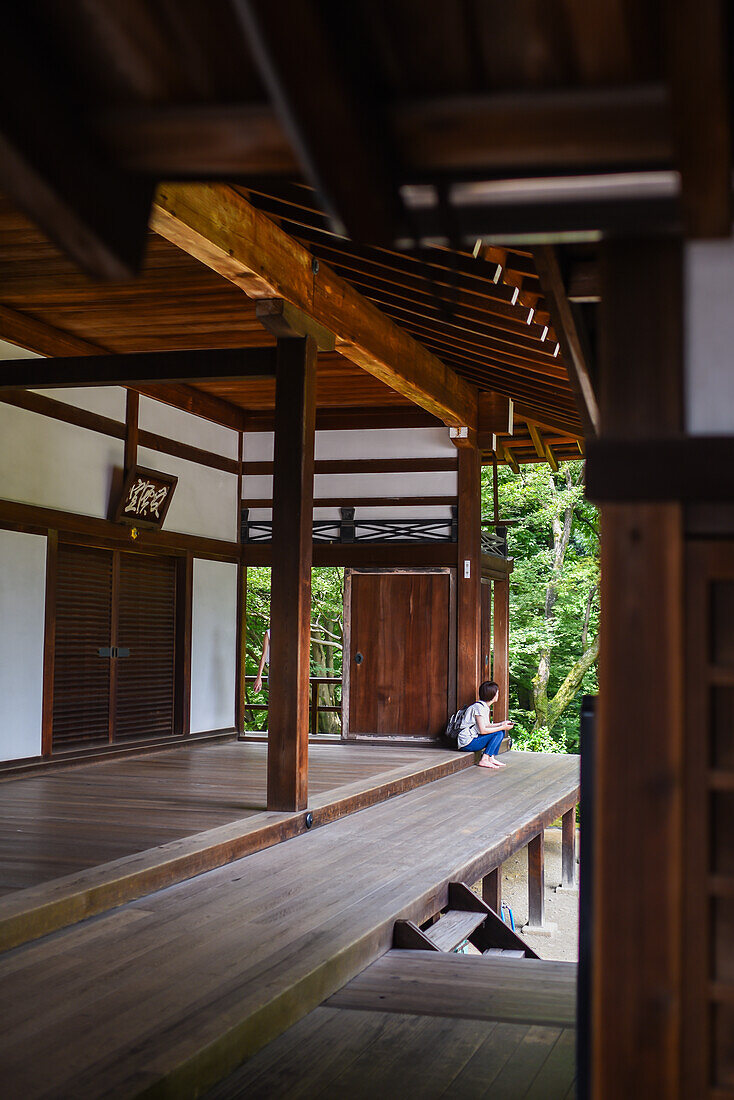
[533,247,599,438]
[232,0,400,243]
[151,183,478,428]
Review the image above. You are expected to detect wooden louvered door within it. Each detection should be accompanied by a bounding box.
[53,545,114,750]
[114,552,176,742]
[52,545,178,751]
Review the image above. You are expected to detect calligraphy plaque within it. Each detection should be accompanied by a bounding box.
[114,466,178,530]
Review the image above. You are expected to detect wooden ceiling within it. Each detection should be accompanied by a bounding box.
[8,0,716,467]
[0,189,583,463]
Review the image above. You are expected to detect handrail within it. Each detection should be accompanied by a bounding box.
[243,674,342,734]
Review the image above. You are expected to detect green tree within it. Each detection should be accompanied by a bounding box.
[244,566,344,733]
[482,459,599,752]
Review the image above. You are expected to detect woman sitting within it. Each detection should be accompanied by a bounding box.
[457,680,514,769]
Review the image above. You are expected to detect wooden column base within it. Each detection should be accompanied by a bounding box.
[561,807,576,890]
[527,832,545,929]
[482,866,501,914]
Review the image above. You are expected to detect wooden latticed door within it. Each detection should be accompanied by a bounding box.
[52,544,177,750]
[342,568,455,741]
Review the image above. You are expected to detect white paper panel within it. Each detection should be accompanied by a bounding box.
[0,530,46,761]
[685,239,734,434]
[139,396,239,458]
[190,558,238,734]
[138,447,238,542]
[0,402,124,518]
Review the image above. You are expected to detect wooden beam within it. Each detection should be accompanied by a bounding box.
[533,246,599,438]
[667,0,732,238]
[526,421,545,459]
[242,405,442,432]
[0,304,104,358]
[513,403,583,441]
[456,445,482,704]
[266,336,317,812]
[151,184,477,428]
[0,348,276,389]
[98,84,672,179]
[0,11,152,279]
[233,1,399,243]
[478,391,513,435]
[545,443,559,473]
[255,299,335,351]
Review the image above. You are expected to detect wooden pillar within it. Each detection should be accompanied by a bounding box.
[527,832,545,928]
[482,866,501,914]
[236,563,247,735]
[456,443,481,703]
[593,239,684,1098]
[480,580,492,683]
[266,335,316,811]
[561,807,576,890]
[492,576,510,722]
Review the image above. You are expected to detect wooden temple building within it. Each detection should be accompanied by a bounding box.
[0,2,731,1097]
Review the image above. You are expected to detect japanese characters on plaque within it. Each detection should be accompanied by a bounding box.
[114,466,178,530]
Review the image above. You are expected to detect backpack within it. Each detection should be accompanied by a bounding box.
[444,704,471,743]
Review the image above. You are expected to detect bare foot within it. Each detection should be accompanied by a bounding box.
[477,755,495,769]
[491,756,506,768]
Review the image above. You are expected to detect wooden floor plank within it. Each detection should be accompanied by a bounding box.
[0,751,579,1098]
[328,949,577,1027]
[0,741,474,950]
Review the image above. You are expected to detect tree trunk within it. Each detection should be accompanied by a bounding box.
[547,634,600,729]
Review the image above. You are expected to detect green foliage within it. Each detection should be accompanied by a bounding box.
[482,460,599,754]
[244,461,598,750]
[243,566,344,732]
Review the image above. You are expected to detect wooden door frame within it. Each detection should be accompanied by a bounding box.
[341,566,456,743]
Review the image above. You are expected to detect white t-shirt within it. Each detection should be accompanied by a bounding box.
[457,701,491,749]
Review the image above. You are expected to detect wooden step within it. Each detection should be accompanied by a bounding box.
[423,909,486,952]
[484,947,526,958]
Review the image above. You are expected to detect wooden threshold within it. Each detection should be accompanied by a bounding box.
[0,747,474,953]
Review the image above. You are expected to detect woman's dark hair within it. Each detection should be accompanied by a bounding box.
[479,680,500,703]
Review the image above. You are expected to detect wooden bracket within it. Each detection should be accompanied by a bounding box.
[255,298,335,351]
[393,919,441,951]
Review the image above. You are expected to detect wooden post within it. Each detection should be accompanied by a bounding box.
[593,238,684,1098]
[266,335,317,811]
[456,443,481,703]
[310,679,319,735]
[236,563,247,735]
[527,832,545,928]
[561,807,576,890]
[482,866,501,914]
[492,576,510,723]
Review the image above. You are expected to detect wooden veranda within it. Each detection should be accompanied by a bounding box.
[3,2,734,1097]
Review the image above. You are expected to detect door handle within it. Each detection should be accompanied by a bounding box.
[97,647,131,658]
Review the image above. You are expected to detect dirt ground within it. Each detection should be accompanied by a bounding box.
[473,826,580,962]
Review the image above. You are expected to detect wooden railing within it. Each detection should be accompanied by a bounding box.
[243,675,342,734]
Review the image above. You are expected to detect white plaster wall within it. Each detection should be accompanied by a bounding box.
[0,530,46,761]
[138,447,239,542]
[36,386,127,422]
[685,239,734,434]
[190,558,238,734]
[242,426,457,521]
[0,402,124,518]
[139,396,239,459]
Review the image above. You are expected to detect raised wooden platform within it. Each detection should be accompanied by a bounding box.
[0,739,472,950]
[0,751,579,1098]
[210,951,577,1098]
